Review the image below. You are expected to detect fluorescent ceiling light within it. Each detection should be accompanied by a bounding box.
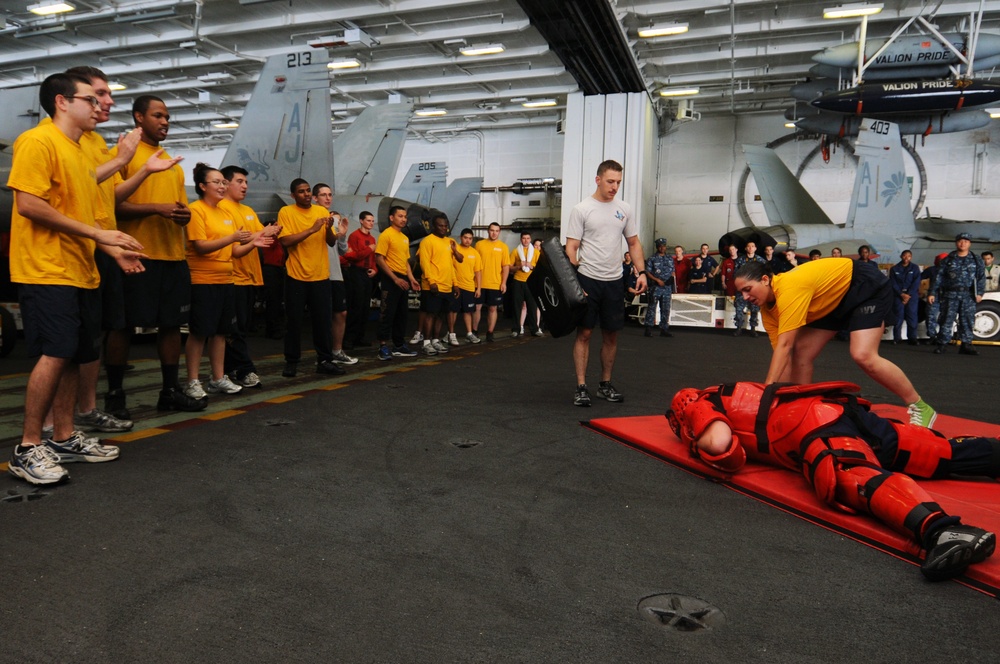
[785,122,798,128]
[522,99,557,108]
[823,3,883,19]
[108,81,126,91]
[638,23,688,38]
[27,1,75,15]
[460,43,505,56]
[415,108,447,117]
[328,58,361,70]
[213,121,240,129]
[989,110,1000,119]
[658,87,700,97]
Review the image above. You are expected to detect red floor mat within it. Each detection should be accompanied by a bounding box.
[585,407,1000,597]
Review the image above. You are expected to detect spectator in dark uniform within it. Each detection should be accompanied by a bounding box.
[929,233,986,355]
[890,249,921,345]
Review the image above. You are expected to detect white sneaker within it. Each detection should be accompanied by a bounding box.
[331,350,359,365]
[236,371,262,388]
[9,444,69,484]
[410,331,424,345]
[431,339,449,353]
[422,340,437,356]
[466,332,482,344]
[447,333,460,346]
[184,379,207,399]
[533,329,544,337]
[206,376,242,394]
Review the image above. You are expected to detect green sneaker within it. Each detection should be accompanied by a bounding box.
[907,399,937,428]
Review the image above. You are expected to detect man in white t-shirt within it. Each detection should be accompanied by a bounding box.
[565,160,647,407]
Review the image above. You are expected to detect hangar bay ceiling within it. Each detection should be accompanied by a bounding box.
[2,1,1000,148]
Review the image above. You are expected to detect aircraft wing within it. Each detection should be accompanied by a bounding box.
[743,144,835,225]
[333,103,413,196]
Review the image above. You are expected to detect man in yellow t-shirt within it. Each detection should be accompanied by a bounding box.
[416,215,463,355]
[106,94,205,415]
[277,178,341,377]
[474,222,511,342]
[447,227,483,345]
[7,73,144,485]
[219,164,280,388]
[510,231,541,337]
[374,205,421,360]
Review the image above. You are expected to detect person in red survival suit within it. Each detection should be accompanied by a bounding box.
[665,380,999,581]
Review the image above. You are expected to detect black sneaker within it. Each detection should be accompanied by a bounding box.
[316,360,346,375]
[157,388,208,412]
[104,388,131,420]
[959,343,979,356]
[282,362,298,377]
[486,332,495,343]
[922,524,996,581]
[597,381,624,403]
[574,384,591,407]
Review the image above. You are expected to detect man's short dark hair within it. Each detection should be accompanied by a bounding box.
[808,249,822,258]
[220,164,249,181]
[39,72,90,118]
[983,251,994,259]
[289,178,309,194]
[65,66,108,83]
[312,182,331,196]
[360,210,374,220]
[132,94,164,119]
[460,228,474,236]
[488,222,500,230]
[597,160,623,176]
[389,205,406,217]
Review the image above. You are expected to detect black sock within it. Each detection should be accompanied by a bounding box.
[105,365,126,392]
[161,364,179,391]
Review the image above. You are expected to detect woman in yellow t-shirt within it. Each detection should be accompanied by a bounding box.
[733,257,936,427]
[183,163,272,401]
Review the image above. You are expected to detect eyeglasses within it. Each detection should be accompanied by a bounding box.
[205,179,229,186]
[69,95,100,108]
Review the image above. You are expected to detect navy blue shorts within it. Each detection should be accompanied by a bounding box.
[123,259,191,328]
[420,289,452,314]
[450,288,476,313]
[578,273,625,332]
[189,283,236,337]
[808,260,894,332]
[480,288,503,307]
[19,284,101,363]
[330,279,347,313]
[95,250,126,331]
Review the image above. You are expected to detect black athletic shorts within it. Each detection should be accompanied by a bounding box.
[19,284,101,363]
[189,283,236,337]
[578,273,625,332]
[808,260,894,332]
[123,259,191,328]
[330,279,347,313]
[95,250,126,331]
[420,289,452,314]
[480,288,503,307]
[450,288,476,313]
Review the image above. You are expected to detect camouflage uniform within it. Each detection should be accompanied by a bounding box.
[644,253,674,331]
[920,264,941,340]
[733,254,767,332]
[932,252,986,345]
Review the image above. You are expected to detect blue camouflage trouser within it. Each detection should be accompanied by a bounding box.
[645,289,671,330]
[936,291,976,344]
[733,293,759,330]
[924,298,940,340]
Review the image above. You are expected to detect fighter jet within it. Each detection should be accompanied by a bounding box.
[223,49,476,240]
[732,117,1000,267]
[393,161,482,233]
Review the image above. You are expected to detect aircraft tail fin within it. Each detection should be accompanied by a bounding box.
[743,144,835,225]
[394,161,448,205]
[221,50,333,188]
[436,177,483,231]
[333,103,413,196]
[846,118,915,235]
